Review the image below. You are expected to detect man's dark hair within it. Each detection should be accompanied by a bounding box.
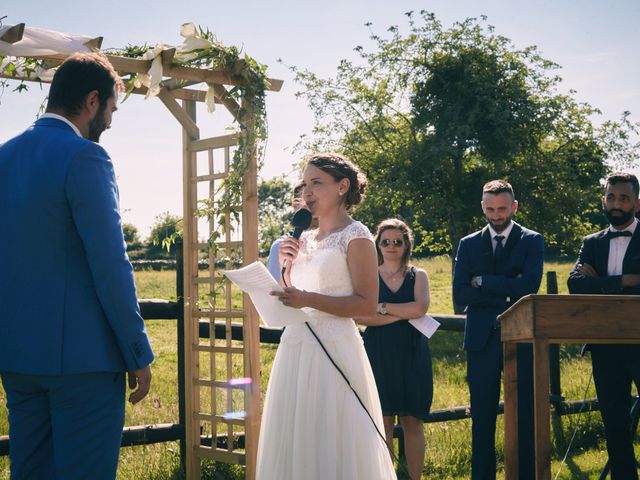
[483,179,515,199]
[47,52,124,116]
[606,172,640,198]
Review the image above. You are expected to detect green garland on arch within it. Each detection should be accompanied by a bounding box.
[110,27,270,262]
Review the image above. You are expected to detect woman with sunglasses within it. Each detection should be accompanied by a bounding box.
[359,218,433,480]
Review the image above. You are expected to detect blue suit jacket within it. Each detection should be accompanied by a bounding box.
[267,236,284,281]
[453,222,544,351]
[0,117,154,375]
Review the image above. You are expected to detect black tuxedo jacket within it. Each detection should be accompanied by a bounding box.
[567,226,640,295]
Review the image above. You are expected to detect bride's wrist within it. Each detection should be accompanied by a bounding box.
[302,290,315,308]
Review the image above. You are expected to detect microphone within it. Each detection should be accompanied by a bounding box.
[290,208,312,240]
[281,208,312,285]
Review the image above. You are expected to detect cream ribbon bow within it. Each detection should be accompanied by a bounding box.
[135,23,217,112]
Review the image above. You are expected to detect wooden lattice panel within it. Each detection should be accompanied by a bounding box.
[182,99,260,478]
[196,134,244,462]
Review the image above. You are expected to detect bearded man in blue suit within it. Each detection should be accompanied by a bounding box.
[0,52,154,479]
[453,180,544,480]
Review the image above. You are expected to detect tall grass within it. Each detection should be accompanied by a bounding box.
[0,258,637,479]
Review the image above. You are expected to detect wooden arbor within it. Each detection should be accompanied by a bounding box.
[0,24,282,479]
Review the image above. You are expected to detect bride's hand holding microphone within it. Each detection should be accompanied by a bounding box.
[277,207,312,290]
[273,239,309,307]
[278,235,300,275]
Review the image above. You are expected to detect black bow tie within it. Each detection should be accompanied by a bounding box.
[607,230,633,239]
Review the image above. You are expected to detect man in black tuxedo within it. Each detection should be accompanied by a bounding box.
[453,180,544,480]
[568,172,640,480]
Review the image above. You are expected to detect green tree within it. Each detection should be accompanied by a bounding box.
[290,11,638,259]
[146,212,182,259]
[141,179,295,262]
[122,223,140,245]
[122,222,146,260]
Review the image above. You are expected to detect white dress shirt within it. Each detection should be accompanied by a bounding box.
[607,218,638,276]
[488,221,514,253]
[40,113,82,137]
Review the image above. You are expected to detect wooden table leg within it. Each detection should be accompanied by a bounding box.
[503,341,519,479]
[533,339,551,480]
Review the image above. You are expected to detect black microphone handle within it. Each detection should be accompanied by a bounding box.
[292,226,304,240]
[283,208,310,285]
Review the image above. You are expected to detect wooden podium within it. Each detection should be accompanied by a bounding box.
[499,294,640,479]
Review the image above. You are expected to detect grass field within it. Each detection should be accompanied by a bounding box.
[0,257,636,479]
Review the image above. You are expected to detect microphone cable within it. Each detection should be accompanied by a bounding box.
[553,371,594,480]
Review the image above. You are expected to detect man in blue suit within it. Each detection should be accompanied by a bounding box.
[0,52,154,479]
[453,180,544,480]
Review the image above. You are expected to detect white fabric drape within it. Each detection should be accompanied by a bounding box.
[0,23,218,111]
[0,25,94,56]
[0,25,94,82]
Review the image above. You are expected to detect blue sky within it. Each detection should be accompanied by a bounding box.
[2,1,638,235]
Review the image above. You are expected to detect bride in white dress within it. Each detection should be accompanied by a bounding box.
[257,153,397,480]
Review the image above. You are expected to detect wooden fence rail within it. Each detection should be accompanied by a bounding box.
[0,307,607,457]
[0,267,609,468]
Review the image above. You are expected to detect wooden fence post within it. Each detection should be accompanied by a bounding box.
[176,238,186,472]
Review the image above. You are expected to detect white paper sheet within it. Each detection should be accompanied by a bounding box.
[408,314,440,339]
[223,261,310,329]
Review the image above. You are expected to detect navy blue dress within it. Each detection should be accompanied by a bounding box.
[363,267,434,420]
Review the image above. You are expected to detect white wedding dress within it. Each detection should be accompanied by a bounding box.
[256,221,397,480]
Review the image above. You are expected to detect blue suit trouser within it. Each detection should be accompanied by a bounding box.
[467,327,535,480]
[1,371,125,480]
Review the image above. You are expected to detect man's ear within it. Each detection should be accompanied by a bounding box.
[83,90,101,116]
[512,199,519,213]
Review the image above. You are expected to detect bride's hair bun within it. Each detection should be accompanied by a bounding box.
[306,152,367,210]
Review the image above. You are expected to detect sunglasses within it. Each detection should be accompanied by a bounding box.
[379,238,404,247]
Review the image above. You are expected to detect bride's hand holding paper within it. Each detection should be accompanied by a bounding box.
[223,261,309,329]
[270,286,310,309]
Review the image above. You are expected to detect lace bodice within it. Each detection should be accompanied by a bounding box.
[283,221,374,344]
